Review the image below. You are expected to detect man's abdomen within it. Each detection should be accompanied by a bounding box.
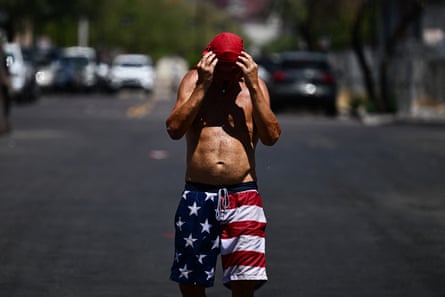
[186,131,256,185]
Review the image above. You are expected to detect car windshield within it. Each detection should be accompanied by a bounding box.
[281,60,329,70]
[21,48,35,63]
[60,56,89,67]
[119,62,146,67]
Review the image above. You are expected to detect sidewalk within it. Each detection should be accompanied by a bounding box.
[358,108,445,126]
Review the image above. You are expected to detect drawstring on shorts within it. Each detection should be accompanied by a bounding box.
[216,188,229,221]
[184,181,257,221]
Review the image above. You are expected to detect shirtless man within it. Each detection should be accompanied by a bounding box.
[166,32,281,297]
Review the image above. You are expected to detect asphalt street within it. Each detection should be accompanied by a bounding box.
[1,92,444,297]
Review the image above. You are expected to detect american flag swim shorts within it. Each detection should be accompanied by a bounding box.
[170,182,268,288]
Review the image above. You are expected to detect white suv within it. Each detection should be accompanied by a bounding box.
[108,54,154,92]
[3,43,39,102]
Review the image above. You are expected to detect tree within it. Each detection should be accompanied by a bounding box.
[0,0,104,37]
[378,0,424,112]
[352,0,378,110]
[352,0,425,113]
[0,0,242,64]
[91,0,240,62]
[267,0,365,52]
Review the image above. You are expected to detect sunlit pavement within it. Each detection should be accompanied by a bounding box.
[0,93,444,297]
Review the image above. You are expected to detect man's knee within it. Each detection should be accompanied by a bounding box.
[229,280,258,297]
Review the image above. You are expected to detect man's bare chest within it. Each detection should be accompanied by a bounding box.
[196,96,252,130]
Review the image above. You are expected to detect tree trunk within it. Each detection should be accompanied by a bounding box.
[379,0,423,113]
[352,0,380,110]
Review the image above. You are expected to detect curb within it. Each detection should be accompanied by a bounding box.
[359,112,445,126]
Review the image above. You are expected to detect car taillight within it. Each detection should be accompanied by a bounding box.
[272,71,287,82]
[321,72,335,84]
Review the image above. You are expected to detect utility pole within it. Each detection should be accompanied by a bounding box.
[78,17,89,47]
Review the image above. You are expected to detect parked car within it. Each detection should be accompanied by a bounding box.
[3,43,39,102]
[35,48,60,91]
[269,51,338,115]
[95,62,110,91]
[255,54,279,87]
[108,54,154,92]
[53,46,97,91]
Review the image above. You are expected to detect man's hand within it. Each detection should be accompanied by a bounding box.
[236,51,259,89]
[196,51,218,88]
[236,51,281,146]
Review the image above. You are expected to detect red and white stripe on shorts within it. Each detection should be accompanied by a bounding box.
[219,189,268,285]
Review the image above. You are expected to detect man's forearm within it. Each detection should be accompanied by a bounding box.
[250,84,281,146]
[166,83,208,140]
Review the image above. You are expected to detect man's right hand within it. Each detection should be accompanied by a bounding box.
[196,51,218,89]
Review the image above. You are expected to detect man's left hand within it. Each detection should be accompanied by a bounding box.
[236,51,259,89]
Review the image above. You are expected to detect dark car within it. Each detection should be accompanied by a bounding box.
[269,51,338,115]
[53,47,97,91]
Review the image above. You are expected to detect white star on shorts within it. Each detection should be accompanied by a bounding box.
[184,233,197,248]
[197,254,207,264]
[175,251,182,262]
[211,235,220,249]
[200,219,212,233]
[179,264,192,279]
[205,192,216,201]
[205,268,215,280]
[188,202,201,216]
[176,217,185,231]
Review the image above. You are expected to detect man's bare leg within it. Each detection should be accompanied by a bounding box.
[179,283,206,297]
[230,280,257,297]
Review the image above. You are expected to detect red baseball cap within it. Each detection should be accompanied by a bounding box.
[202,32,244,63]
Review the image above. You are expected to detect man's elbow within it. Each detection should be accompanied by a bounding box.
[167,130,183,140]
[166,121,184,140]
[262,136,279,146]
[261,127,281,146]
